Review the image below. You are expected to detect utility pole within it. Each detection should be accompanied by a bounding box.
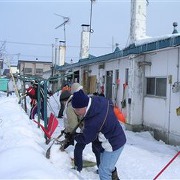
[89,0,96,33]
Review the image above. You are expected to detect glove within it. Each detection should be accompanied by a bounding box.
[62,133,75,150]
[63,139,74,150]
[65,133,74,143]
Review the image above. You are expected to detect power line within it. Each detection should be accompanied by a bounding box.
[0,40,51,47]
[0,40,112,62]
[0,40,111,49]
[3,53,79,60]
[20,54,79,59]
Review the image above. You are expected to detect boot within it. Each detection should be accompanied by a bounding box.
[112,167,120,180]
[73,165,81,173]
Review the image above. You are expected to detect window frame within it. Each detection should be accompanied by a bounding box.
[24,68,32,74]
[146,77,167,98]
[35,68,43,75]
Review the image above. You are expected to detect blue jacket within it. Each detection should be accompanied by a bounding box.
[74,96,126,152]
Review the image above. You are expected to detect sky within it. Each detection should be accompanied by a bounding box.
[0,0,180,65]
[0,91,180,179]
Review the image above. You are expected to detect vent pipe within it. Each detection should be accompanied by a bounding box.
[129,0,147,44]
[79,24,90,59]
[172,22,178,34]
[58,41,66,66]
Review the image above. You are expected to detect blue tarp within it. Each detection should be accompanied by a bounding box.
[0,78,9,91]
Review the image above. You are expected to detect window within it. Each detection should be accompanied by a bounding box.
[146,78,155,95]
[36,68,43,75]
[146,77,167,97]
[115,69,119,82]
[24,68,32,74]
[125,68,129,85]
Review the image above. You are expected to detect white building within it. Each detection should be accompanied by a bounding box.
[55,0,180,145]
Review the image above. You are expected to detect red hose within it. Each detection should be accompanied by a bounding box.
[153,151,180,180]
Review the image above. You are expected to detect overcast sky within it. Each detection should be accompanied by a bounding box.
[0,0,179,64]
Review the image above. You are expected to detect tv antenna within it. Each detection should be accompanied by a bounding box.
[54,13,70,44]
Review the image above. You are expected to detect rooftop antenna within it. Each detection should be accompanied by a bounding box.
[54,13,70,44]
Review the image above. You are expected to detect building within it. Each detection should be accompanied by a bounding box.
[18,59,52,78]
[55,0,180,146]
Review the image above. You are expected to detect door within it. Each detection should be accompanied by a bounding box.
[106,70,113,99]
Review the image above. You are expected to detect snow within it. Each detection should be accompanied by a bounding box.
[135,33,180,46]
[0,91,180,179]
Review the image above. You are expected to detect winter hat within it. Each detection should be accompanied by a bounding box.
[72,89,89,108]
[25,84,29,89]
[32,80,38,87]
[71,83,83,94]
[60,90,72,101]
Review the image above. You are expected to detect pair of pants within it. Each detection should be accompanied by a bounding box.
[58,101,65,118]
[30,101,44,120]
[74,142,100,172]
[98,146,124,180]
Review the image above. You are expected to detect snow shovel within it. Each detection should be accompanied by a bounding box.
[46,130,65,159]
[71,158,97,168]
[59,117,85,151]
[46,117,85,159]
[33,113,58,139]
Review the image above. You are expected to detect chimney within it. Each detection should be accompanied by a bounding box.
[58,41,66,66]
[79,24,90,59]
[129,0,147,45]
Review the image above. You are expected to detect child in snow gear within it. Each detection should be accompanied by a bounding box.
[71,89,126,179]
[26,80,52,120]
[25,81,38,119]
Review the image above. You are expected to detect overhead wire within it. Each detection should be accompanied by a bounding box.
[0,40,111,49]
[0,40,111,60]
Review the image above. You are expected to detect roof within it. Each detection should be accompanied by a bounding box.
[18,60,52,64]
[57,33,180,71]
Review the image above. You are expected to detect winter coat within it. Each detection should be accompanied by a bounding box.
[74,96,126,152]
[29,84,50,101]
[60,90,71,101]
[26,86,36,99]
[63,96,83,133]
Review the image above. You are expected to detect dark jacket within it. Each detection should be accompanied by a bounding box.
[60,90,71,101]
[74,96,126,152]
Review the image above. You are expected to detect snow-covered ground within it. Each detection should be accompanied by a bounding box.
[0,91,180,179]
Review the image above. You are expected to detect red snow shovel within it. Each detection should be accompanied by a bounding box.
[33,113,58,139]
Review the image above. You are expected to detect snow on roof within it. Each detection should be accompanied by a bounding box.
[135,33,180,46]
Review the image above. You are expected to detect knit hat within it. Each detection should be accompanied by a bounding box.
[25,84,29,89]
[71,83,83,94]
[72,89,89,108]
[60,90,72,101]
